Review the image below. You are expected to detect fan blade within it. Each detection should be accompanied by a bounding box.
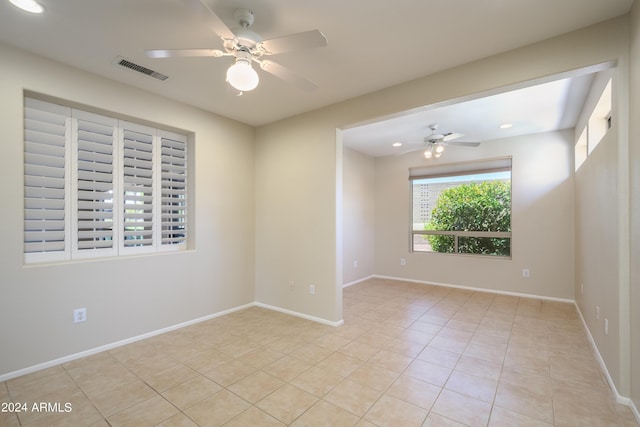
[259,60,318,92]
[145,49,225,58]
[448,141,481,147]
[394,146,425,157]
[184,0,236,40]
[442,132,464,142]
[259,30,327,55]
[393,142,435,157]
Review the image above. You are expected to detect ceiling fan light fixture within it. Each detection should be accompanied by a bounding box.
[424,141,445,159]
[8,0,43,13]
[226,58,259,92]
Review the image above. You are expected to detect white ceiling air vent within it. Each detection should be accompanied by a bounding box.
[114,56,168,81]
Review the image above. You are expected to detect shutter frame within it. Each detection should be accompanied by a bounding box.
[71,110,117,257]
[159,130,188,249]
[23,98,71,263]
[120,122,156,253]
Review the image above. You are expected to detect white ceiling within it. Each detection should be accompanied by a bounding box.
[0,0,632,131]
[342,71,599,157]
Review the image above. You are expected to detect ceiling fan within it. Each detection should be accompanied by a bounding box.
[145,0,327,94]
[399,124,480,159]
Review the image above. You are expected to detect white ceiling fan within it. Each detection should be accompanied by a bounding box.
[145,0,327,94]
[398,124,480,158]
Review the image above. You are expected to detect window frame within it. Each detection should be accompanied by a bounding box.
[575,76,613,171]
[409,157,512,258]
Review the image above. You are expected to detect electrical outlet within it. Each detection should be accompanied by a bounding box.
[289,280,295,291]
[400,258,406,266]
[581,283,584,294]
[354,260,358,268]
[73,308,87,323]
[596,305,600,320]
[309,284,315,295]
[522,269,530,278]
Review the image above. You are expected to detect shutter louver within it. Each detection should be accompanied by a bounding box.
[160,133,187,246]
[23,98,70,259]
[123,128,154,248]
[75,115,115,251]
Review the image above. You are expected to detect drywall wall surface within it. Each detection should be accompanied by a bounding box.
[342,148,375,285]
[628,0,640,415]
[254,113,342,322]
[575,124,621,386]
[573,27,632,400]
[374,131,575,299]
[0,43,256,377]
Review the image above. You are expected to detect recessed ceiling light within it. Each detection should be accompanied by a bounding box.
[500,123,513,129]
[392,142,402,147]
[8,0,44,13]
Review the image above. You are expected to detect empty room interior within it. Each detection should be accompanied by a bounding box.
[0,0,639,426]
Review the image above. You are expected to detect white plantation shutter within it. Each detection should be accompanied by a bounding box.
[122,124,155,249]
[73,111,116,255]
[23,98,71,262]
[23,96,189,263]
[160,131,187,247]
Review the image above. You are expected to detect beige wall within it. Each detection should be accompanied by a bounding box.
[629,0,640,414]
[574,70,623,389]
[342,147,375,285]
[254,113,342,322]
[0,43,256,378]
[374,130,575,299]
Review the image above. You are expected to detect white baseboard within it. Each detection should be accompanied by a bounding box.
[372,274,575,303]
[0,300,344,383]
[574,304,640,424]
[342,275,374,288]
[0,303,254,383]
[631,400,640,425]
[254,302,344,327]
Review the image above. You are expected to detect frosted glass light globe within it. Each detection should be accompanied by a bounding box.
[9,0,44,13]
[226,61,259,92]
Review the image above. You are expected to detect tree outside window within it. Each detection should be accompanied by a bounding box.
[410,158,511,257]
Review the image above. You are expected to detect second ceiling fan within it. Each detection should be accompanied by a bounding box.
[400,124,480,159]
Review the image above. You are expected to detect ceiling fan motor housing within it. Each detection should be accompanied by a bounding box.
[234,28,262,48]
[234,8,255,28]
[232,9,261,51]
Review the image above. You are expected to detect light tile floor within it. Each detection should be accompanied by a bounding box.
[1,278,637,426]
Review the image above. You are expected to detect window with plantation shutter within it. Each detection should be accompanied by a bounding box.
[23,98,71,262]
[23,96,190,264]
[73,111,116,256]
[160,132,187,248]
